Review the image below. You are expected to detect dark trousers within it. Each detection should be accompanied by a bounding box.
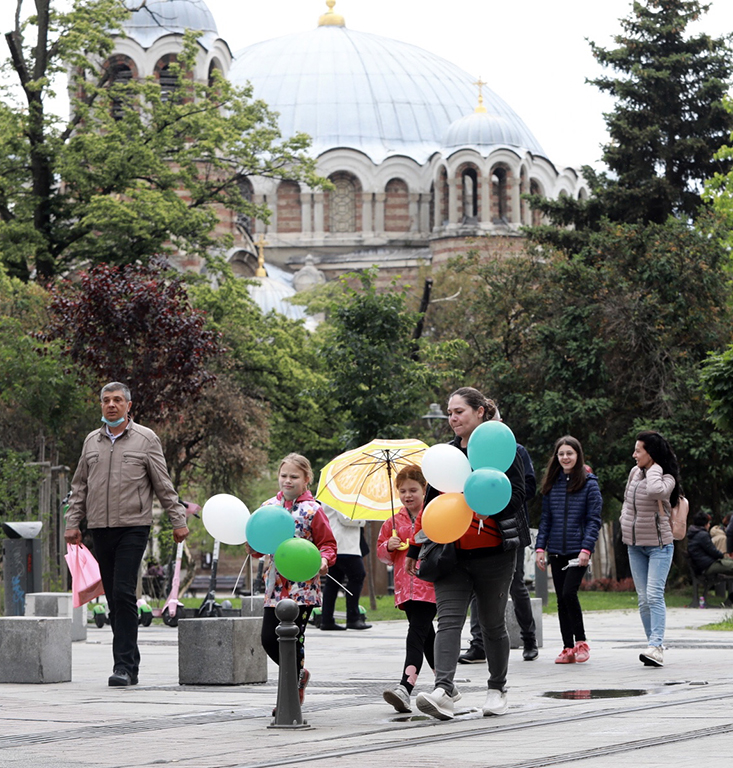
[469,546,536,649]
[401,600,436,692]
[320,554,366,624]
[91,526,150,675]
[262,604,313,674]
[549,553,588,648]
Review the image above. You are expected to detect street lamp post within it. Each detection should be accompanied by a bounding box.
[421,402,448,441]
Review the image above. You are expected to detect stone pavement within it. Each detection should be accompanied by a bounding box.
[1,605,732,768]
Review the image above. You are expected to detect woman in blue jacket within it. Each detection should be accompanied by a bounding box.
[535,436,602,664]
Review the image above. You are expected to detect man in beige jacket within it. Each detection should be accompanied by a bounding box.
[65,382,189,686]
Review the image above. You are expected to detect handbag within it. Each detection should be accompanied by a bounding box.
[657,497,689,541]
[416,539,457,583]
[65,543,105,608]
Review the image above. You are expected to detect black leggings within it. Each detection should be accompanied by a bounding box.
[549,553,588,648]
[261,605,314,674]
[400,600,437,692]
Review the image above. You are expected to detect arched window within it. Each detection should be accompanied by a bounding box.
[461,167,479,222]
[208,60,221,88]
[491,165,510,223]
[326,172,361,233]
[236,178,254,237]
[438,167,449,226]
[530,180,543,227]
[429,182,435,232]
[384,178,409,232]
[105,55,136,120]
[155,55,179,102]
[277,181,302,233]
[229,250,258,278]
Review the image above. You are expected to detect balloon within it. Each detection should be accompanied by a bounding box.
[463,468,512,517]
[467,421,517,472]
[201,494,250,545]
[421,493,473,543]
[245,505,295,554]
[274,537,322,582]
[421,443,472,493]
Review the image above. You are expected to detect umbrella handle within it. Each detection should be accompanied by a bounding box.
[392,528,410,551]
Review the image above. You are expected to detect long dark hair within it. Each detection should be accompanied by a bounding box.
[636,431,682,507]
[541,435,588,495]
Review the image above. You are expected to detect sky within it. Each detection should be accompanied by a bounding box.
[3,0,733,170]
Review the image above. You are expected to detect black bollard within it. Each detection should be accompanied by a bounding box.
[268,598,311,729]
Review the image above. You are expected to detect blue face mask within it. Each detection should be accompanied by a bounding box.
[101,415,126,428]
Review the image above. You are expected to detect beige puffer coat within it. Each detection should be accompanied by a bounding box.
[67,421,187,531]
[620,464,676,547]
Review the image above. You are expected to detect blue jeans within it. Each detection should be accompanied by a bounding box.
[627,543,674,647]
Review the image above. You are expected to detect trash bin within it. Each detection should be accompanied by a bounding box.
[2,522,43,616]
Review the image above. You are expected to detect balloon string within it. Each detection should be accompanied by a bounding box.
[326,573,353,596]
[232,554,249,598]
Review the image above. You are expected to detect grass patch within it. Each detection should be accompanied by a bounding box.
[699,614,733,630]
[544,590,693,614]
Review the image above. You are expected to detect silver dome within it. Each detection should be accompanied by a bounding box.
[229,25,545,165]
[442,109,532,156]
[122,0,219,51]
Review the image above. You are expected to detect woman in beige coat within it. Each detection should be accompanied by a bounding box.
[620,430,682,668]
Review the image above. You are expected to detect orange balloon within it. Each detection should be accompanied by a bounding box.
[421,493,473,544]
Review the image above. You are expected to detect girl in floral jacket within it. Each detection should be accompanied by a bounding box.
[248,453,337,705]
[377,465,436,713]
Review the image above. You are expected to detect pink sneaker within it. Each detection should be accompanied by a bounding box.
[573,641,590,663]
[555,647,576,664]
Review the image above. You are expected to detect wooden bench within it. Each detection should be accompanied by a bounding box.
[186,574,249,597]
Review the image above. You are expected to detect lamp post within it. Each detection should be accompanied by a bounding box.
[421,402,448,441]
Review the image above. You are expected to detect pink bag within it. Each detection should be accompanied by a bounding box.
[65,543,105,608]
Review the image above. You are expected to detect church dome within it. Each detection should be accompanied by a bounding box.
[122,0,219,51]
[442,109,527,156]
[229,14,545,165]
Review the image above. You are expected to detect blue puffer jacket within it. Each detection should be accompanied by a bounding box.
[536,472,603,555]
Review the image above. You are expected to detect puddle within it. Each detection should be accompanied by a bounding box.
[543,689,648,700]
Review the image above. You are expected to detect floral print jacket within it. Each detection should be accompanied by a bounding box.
[258,490,337,607]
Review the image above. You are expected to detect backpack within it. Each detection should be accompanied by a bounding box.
[658,496,689,540]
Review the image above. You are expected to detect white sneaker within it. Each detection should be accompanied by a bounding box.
[383,684,411,713]
[482,688,508,716]
[640,646,664,667]
[416,687,455,720]
[449,686,462,704]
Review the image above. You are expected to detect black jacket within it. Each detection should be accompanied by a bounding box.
[687,525,723,575]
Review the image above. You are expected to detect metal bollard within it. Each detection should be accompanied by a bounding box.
[268,599,311,729]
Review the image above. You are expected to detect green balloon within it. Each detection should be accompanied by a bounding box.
[274,537,322,583]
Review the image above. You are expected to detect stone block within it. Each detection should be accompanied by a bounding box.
[0,617,72,683]
[239,595,264,617]
[505,597,543,649]
[25,592,87,642]
[178,617,267,685]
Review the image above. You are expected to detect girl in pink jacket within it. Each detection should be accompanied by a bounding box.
[377,465,436,713]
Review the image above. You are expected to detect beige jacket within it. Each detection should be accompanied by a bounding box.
[620,464,676,547]
[67,420,187,531]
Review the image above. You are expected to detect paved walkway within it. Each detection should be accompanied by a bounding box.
[1,605,732,768]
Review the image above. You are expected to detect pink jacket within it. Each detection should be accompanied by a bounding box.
[377,508,435,608]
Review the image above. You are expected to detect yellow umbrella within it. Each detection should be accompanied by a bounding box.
[316,438,428,528]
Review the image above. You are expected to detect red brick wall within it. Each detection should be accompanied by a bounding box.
[276,181,302,233]
[384,178,410,232]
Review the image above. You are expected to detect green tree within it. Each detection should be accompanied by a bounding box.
[1,0,322,281]
[527,0,733,253]
[317,268,463,450]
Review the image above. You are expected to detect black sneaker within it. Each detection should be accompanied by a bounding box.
[108,669,133,687]
[458,646,486,664]
[523,640,539,661]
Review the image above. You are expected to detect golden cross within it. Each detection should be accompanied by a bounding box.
[254,234,268,277]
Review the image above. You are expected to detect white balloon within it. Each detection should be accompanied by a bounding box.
[421,443,472,493]
[201,494,250,545]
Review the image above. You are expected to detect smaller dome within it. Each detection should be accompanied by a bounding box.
[246,264,314,329]
[441,110,526,156]
[122,0,219,51]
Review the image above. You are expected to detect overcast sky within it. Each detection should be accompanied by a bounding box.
[3,0,733,170]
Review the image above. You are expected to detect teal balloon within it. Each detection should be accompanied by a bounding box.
[467,421,517,472]
[463,468,512,517]
[274,538,322,582]
[245,505,295,554]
